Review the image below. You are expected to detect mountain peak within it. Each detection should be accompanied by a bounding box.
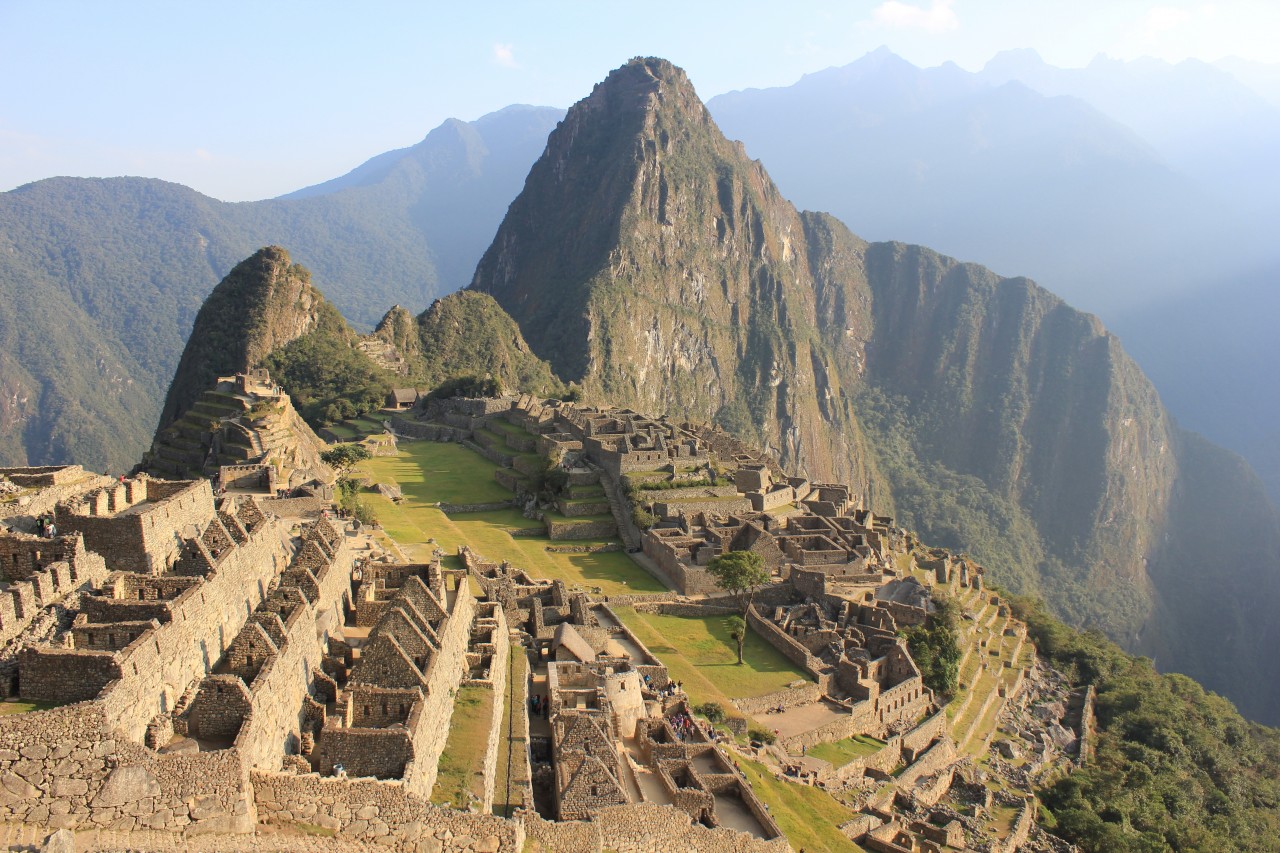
[155,246,332,429]
[983,47,1048,77]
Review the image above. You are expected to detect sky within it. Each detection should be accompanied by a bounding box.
[2,0,1277,201]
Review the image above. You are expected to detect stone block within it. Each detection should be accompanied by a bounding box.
[41,828,76,853]
[1,772,40,799]
[91,765,160,808]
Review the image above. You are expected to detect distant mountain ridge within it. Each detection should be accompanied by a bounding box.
[471,56,1280,723]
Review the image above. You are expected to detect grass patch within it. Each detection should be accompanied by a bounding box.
[354,443,663,595]
[613,608,810,701]
[431,687,496,807]
[0,699,63,716]
[325,423,359,440]
[808,735,887,767]
[543,510,615,524]
[736,757,863,852]
[357,440,511,505]
[487,419,534,438]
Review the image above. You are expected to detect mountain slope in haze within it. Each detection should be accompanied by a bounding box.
[470,56,1280,723]
[981,48,1280,223]
[706,46,1280,519]
[0,105,563,474]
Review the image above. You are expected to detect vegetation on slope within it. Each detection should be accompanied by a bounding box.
[1011,596,1280,852]
[263,301,393,426]
[0,107,562,473]
[410,291,566,398]
[160,246,332,428]
[902,594,962,699]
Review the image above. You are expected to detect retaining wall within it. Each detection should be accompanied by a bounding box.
[253,771,520,851]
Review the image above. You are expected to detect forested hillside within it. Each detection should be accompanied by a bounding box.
[0,106,562,474]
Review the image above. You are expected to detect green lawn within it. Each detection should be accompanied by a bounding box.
[807,735,886,767]
[613,608,811,702]
[486,418,535,439]
[431,686,496,807]
[357,440,511,505]
[0,699,62,716]
[354,442,665,595]
[542,510,615,524]
[325,423,359,440]
[736,758,864,852]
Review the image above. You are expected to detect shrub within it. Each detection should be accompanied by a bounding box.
[748,727,777,745]
[694,702,726,724]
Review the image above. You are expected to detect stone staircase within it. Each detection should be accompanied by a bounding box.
[591,465,642,551]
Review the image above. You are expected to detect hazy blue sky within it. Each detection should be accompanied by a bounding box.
[3,0,1277,200]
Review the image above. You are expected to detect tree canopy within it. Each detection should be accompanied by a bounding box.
[705,550,770,611]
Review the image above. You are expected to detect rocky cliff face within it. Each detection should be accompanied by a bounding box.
[469,57,1280,722]
[471,58,882,494]
[158,246,332,430]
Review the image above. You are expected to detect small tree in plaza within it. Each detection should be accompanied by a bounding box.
[706,550,770,613]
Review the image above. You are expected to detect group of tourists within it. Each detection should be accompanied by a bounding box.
[667,711,702,741]
[530,693,550,719]
[642,673,684,698]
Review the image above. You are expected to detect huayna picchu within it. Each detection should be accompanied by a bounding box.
[0,54,1278,853]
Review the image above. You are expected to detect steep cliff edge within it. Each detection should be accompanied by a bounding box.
[469,57,1280,722]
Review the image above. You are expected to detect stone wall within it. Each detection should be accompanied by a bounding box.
[733,683,823,717]
[748,486,795,512]
[545,517,617,541]
[253,770,521,851]
[219,464,274,492]
[745,604,828,684]
[651,498,753,518]
[555,499,612,518]
[894,737,956,789]
[524,803,789,853]
[0,532,80,582]
[400,580,476,798]
[58,479,215,575]
[0,536,107,648]
[56,519,292,742]
[0,465,86,488]
[314,729,413,780]
[259,496,331,518]
[631,484,739,502]
[0,700,251,834]
[474,608,510,814]
[901,708,947,759]
[232,580,335,771]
